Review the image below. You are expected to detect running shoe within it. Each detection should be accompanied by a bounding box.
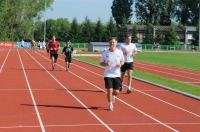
[119,84,123,91]
[127,87,133,94]
[108,103,113,111]
[112,95,116,103]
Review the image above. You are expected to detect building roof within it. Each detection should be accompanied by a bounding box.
[127,25,197,32]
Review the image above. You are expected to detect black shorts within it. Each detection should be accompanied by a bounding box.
[65,56,72,63]
[50,53,58,59]
[121,62,134,73]
[104,77,122,90]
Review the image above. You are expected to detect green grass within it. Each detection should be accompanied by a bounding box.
[75,50,200,71]
[136,51,200,71]
[75,56,200,97]
[75,56,100,64]
[135,70,200,97]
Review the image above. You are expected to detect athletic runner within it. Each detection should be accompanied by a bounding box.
[100,37,124,111]
[48,36,60,70]
[62,41,74,71]
[119,35,137,94]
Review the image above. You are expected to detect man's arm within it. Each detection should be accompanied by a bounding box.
[62,47,66,54]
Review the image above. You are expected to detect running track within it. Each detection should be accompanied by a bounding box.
[82,56,200,86]
[0,48,200,132]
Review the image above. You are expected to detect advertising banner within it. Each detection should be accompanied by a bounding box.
[0,42,15,48]
[16,41,31,48]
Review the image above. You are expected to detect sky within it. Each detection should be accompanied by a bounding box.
[45,0,114,23]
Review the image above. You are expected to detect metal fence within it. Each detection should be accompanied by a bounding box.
[142,44,200,51]
[5,41,200,52]
[60,42,88,49]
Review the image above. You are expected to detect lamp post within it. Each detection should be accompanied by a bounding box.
[32,18,35,40]
[44,0,46,42]
[199,0,200,51]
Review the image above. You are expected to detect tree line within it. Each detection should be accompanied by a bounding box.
[34,17,117,43]
[112,0,199,45]
[0,0,53,41]
[0,0,199,45]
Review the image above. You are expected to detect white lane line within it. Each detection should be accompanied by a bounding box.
[137,62,200,77]
[1,122,200,129]
[0,89,58,91]
[0,49,11,73]
[17,50,45,132]
[54,55,200,119]
[185,82,200,84]
[43,52,200,119]
[83,58,200,81]
[138,90,167,92]
[47,53,200,119]
[25,50,114,132]
[138,65,200,82]
[68,59,200,119]
[36,52,178,132]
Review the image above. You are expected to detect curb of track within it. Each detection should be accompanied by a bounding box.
[74,59,200,101]
[134,77,200,101]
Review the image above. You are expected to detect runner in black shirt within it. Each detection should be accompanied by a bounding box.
[62,41,73,71]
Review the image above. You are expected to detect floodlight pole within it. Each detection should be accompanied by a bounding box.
[199,0,200,51]
[32,18,35,40]
[44,0,46,42]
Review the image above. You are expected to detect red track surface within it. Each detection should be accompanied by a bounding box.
[0,49,200,132]
[83,56,200,86]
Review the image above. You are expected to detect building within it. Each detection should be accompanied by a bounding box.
[127,25,197,45]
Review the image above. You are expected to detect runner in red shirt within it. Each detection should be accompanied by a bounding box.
[48,36,60,70]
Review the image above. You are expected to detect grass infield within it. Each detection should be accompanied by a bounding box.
[136,51,200,71]
[75,56,200,98]
[75,51,200,71]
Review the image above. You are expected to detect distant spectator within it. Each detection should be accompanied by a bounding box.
[154,42,160,51]
[42,41,46,50]
[31,39,36,50]
[21,39,24,48]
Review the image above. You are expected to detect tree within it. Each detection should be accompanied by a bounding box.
[192,24,199,46]
[111,0,133,25]
[160,0,177,25]
[33,21,44,41]
[0,0,54,41]
[132,25,138,42]
[143,24,154,44]
[80,17,94,42]
[135,0,177,25]
[56,18,71,42]
[155,30,165,44]
[94,19,105,42]
[176,0,199,26]
[103,17,117,41]
[46,19,57,41]
[111,0,133,41]
[165,24,179,45]
[117,17,129,42]
[69,18,80,42]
